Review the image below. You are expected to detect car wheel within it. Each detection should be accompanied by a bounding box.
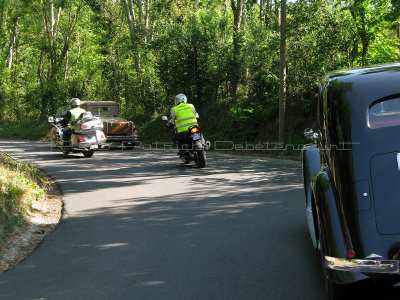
[326,278,350,300]
[319,229,351,300]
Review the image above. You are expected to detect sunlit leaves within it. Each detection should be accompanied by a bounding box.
[0,0,400,140]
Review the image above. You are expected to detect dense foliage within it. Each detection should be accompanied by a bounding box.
[0,0,399,142]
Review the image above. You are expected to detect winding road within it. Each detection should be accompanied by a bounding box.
[0,140,327,299]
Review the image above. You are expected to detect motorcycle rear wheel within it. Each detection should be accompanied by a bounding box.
[195,149,206,168]
[83,149,94,158]
[182,155,191,164]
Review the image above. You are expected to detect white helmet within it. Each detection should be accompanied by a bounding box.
[175,93,187,105]
[70,98,81,107]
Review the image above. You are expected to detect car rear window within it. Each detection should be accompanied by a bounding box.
[368,98,400,129]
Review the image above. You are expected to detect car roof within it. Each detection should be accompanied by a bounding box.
[327,63,400,78]
[321,63,400,180]
[323,63,400,108]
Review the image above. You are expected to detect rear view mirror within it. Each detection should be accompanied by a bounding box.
[48,117,54,123]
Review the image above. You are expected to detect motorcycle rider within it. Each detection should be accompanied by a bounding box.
[63,98,86,144]
[168,93,199,155]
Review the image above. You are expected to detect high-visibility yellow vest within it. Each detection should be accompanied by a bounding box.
[69,107,86,129]
[174,103,198,133]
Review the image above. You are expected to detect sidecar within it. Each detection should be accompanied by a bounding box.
[302,63,400,298]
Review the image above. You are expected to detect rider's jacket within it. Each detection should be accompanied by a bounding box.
[173,103,198,133]
[69,107,86,129]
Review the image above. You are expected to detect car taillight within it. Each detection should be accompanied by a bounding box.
[81,124,87,129]
[77,137,85,142]
[347,250,355,259]
[190,127,199,134]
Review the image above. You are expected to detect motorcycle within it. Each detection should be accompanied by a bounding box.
[162,116,210,168]
[48,112,107,158]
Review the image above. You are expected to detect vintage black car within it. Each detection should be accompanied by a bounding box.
[302,63,400,299]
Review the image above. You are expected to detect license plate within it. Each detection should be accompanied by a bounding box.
[192,133,201,140]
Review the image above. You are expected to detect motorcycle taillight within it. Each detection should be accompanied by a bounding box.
[77,137,85,142]
[190,127,199,134]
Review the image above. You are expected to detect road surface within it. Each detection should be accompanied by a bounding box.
[0,140,327,299]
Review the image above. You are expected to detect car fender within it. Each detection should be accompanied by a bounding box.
[312,171,367,284]
[302,144,320,249]
[312,171,346,258]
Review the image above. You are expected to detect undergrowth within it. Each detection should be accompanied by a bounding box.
[138,114,303,161]
[0,120,51,141]
[0,153,47,243]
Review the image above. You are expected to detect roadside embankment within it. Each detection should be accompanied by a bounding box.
[0,152,62,274]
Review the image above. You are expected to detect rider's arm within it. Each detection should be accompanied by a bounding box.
[191,104,199,118]
[168,107,176,125]
[65,111,72,121]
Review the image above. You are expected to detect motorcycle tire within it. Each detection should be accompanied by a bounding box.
[83,149,94,158]
[195,149,206,168]
[182,155,191,164]
[61,147,71,156]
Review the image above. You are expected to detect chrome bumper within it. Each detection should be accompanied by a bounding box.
[325,256,399,273]
[105,135,139,142]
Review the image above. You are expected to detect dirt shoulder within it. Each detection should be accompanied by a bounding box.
[0,176,63,274]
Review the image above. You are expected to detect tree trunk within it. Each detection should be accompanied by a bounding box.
[122,0,136,39]
[259,0,265,23]
[38,51,44,87]
[279,0,287,144]
[145,0,149,44]
[230,0,243,97]
[121,0,141,76]
[359,12,368,64]
[64,48,69,81]
[7,17,18,69]
[349,4,369,65]
[60,7,80,65]
[43,0,62,77]
[41,0,80,117]
[137,0,143,37]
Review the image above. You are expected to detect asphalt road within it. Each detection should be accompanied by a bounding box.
[0,140,327,299]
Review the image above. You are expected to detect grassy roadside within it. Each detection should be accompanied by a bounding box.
[0,121,51,141]
[0,152,49,244]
